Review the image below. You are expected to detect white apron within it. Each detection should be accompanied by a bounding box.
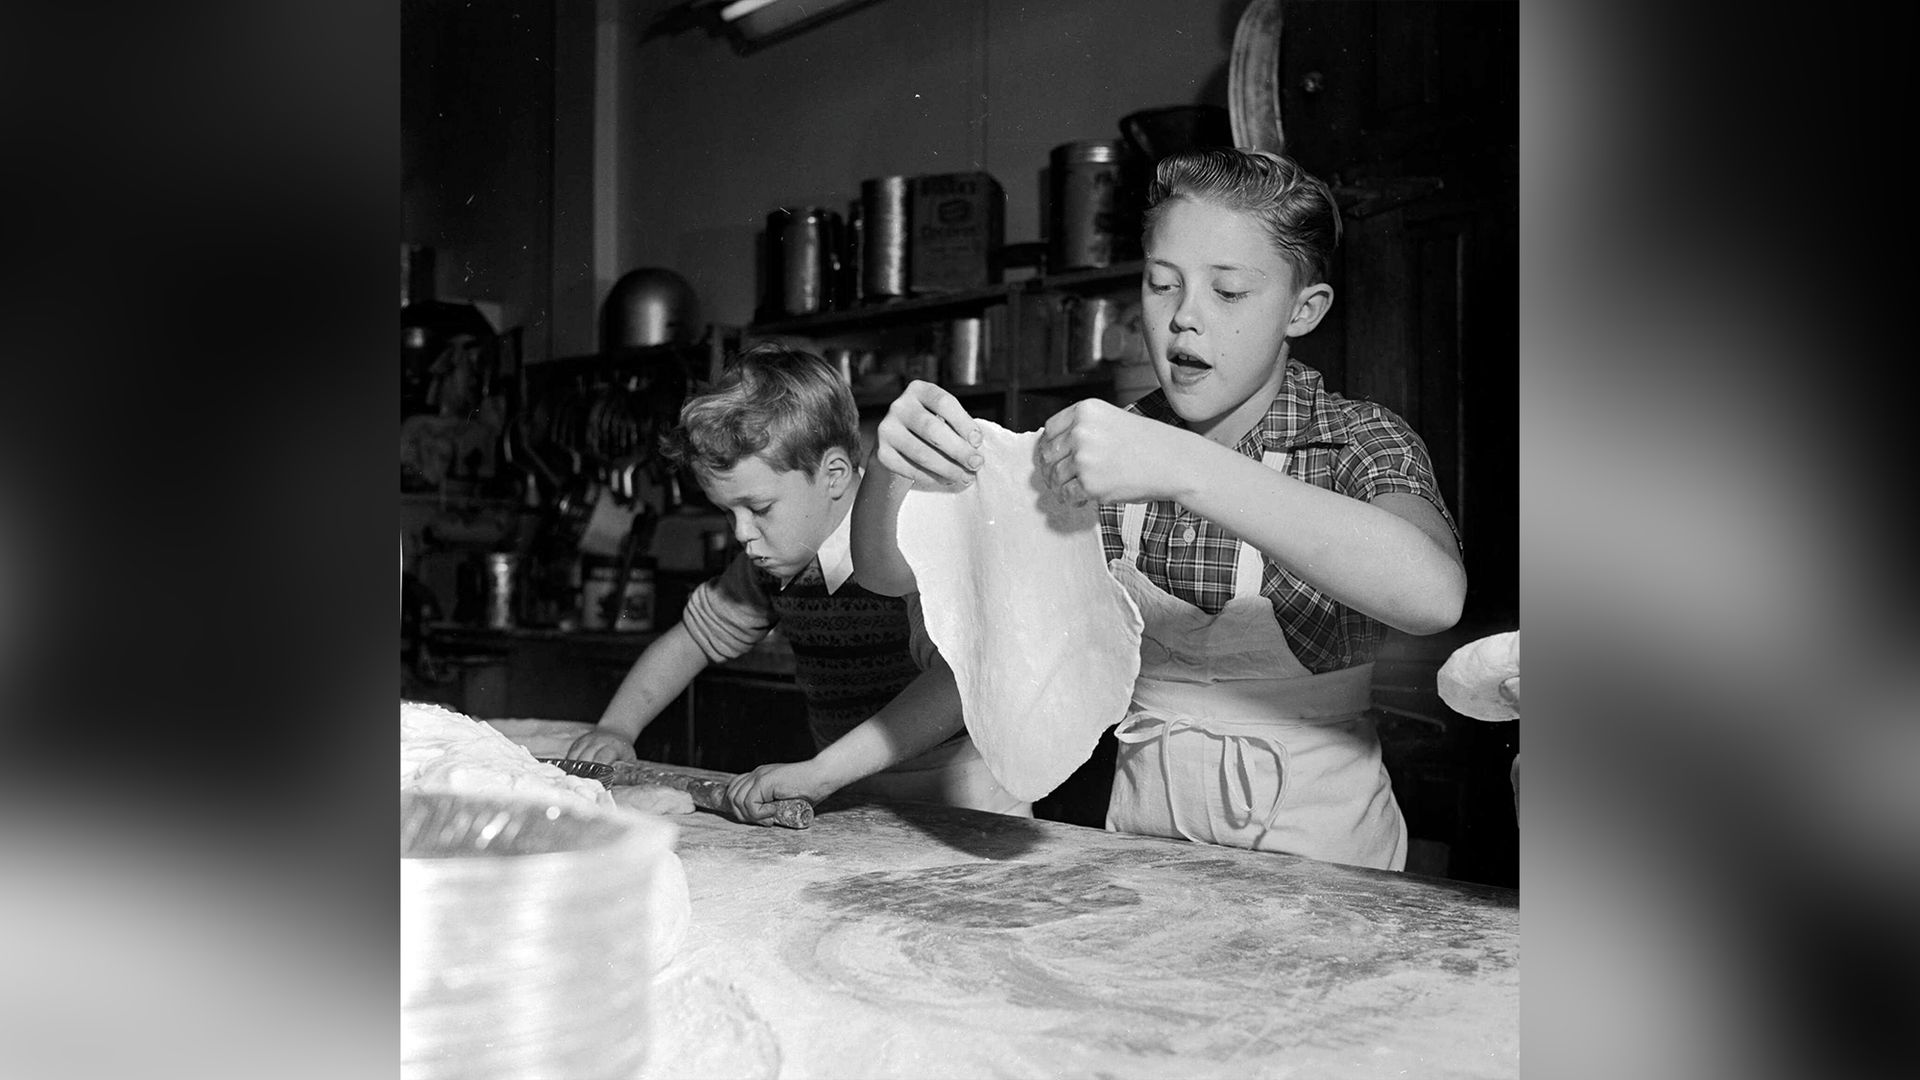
[843,735,1034,818]
[1103,451,1407,870]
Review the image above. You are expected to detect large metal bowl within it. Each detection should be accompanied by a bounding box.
[600,267,701,350]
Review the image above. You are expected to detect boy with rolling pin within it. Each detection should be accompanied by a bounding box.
[568,344,1030,822]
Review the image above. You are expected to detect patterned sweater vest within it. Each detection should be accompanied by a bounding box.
[764,569,923,750]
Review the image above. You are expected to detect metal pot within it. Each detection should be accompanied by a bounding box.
[600,268,701,350]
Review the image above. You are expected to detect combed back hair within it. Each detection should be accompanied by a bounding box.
[660,343,861,476]
[1143,148,1343,287]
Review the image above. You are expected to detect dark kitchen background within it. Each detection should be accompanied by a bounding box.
[400,0,1517,887]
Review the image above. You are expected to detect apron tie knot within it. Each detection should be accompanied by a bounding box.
[1113,713,1289,845]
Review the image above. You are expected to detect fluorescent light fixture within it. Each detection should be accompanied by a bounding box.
[718,0,779,21]
[713,0,883,51]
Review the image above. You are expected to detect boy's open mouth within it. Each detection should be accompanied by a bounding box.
[1168,348,1210,370]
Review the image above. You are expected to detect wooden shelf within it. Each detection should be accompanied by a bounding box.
[747,261,1143,338]
[750,284,1012,336]
[1020,372,1113,394]
[741,260,1144,429]
[1035,260,1144,292]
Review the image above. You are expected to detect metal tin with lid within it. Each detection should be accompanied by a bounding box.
[580,555,656,632]
[483,553,519,630]
[860,176,911,301]
[940,316,987,386]
[1050,140,1128,272]
[780,207,841,317]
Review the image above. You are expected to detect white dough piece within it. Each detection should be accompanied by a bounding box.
[400,700,613,809]
[644,848,693,974]
[613,783,697,816]
[897,421,1143,802]
[1436,631,1521,721]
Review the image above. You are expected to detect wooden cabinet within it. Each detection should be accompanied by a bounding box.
[1276,0,1519,632]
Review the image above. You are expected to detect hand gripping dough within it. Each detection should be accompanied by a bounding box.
[1436,631,1520,721]
[897,421,1143,802]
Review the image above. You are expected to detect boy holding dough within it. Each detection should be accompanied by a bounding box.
[567,344,1030,821]
[856,149,1464,869]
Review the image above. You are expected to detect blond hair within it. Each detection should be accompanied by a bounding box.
[1143,148,1342,287]
[660,343,860,476]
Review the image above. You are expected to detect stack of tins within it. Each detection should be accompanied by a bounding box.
[401,789,680,1080]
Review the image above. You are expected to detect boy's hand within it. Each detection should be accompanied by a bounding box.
[565,728,638,764]
[723,761,831,825]
[876,380,984,489]
[1038,399,1197,504]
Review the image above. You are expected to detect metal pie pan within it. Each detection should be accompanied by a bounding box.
[538,757,616,785]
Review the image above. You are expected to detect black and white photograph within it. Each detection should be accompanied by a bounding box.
[400,2,1519,1076]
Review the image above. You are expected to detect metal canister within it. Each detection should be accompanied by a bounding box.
[843,197,866,306]
[940,316,986,385]
[580,556,656,632]
[1050,140,1126,272]
[860,176,911,301]
[1066,295,1119,373]
[758,208,792,322]
[483,552,518,630]
[825,346,858,386]
[780,207,839,317]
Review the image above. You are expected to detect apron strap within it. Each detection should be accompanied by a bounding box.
[1230,449,1290,601]
[1223,732,1290,840]
[1119,500,1148,566]
[1114,712,1293,845]
[1114,713,1202,844]
[1115,450,1285,593]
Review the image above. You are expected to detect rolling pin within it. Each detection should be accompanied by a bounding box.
[606,762,814,830]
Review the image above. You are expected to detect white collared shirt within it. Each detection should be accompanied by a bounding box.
[812,496,856,596]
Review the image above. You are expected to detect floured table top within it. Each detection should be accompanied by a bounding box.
[626,762,1518,1080]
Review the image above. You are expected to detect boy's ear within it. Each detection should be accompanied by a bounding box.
[819,445,856,497]
[1284,282,1335,339]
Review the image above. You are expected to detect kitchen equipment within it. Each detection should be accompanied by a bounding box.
[842,196,866,305]
[860,175,911,301]
[938,316,986,386]
[780,207,841,316]
[483,552,518,629]
[1049,140,1130,272]
[540,757,616,783]
[1119,105,1235,166]
[758,208,793,320]
[824,346,858,385]
[605,761,814,830]
[909,172,1003,294]
[1229,0,1286,154]
[1064,295,1119,374]
[401,788,676,1080]
[601,267,701,350]
[579,553,656,632]
[401,244,496,420]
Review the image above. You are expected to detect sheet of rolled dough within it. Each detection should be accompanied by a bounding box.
[897,420,1143,802]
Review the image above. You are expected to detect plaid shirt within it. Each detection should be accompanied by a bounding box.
[1100,360,1458,674]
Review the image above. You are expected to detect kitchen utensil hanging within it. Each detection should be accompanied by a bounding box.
[1229,0,1285,155]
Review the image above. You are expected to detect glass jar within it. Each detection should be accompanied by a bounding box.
[580,555,656,632]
